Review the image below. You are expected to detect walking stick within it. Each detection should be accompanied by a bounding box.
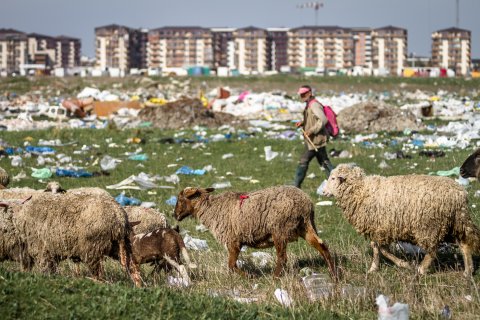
[301,128,318,152]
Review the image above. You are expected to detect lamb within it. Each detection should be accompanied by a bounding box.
[323,164,480,276]
[128,223,194,282]
[9,189,142,286]
[460,148,480,180]
[124,206,169,234]
[174,186,336,279]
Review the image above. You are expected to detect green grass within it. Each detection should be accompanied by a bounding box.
[1,124,480,319]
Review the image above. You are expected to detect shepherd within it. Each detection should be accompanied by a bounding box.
[293,85,335,188]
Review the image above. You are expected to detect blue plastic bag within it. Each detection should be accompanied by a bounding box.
[56,168,93,178]
[166,196,177,206]
[115,193,142,206]
[176,166,206,175]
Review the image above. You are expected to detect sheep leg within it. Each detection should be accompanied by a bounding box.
[379,245,412,269]
[304,226,337,280]
[273,235,288,277]
[227,243,246,277]
[417,251,436,275]
[119,238,142,287]
[459,243,474,277]
[368,242,380,273]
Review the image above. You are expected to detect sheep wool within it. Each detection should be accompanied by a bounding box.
[324,164,480,276]
[0,166,9,188]
[124,206,169,234]
[12,188,140,283]
[0,205,31,269]
[175,185,337,279]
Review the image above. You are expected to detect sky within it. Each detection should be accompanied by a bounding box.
[2,0,479,58]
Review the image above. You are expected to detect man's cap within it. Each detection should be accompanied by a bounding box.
[297,87,311,95]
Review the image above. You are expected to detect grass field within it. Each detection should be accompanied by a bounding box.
[1,122,480,319]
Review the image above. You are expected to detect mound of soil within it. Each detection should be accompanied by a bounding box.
[138,98,244,129]
[337,102,423,134]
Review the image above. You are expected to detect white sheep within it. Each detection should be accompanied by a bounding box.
[323,164,480,276]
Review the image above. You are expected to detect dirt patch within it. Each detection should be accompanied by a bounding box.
[337,101,423,134]
[138,98,244,129]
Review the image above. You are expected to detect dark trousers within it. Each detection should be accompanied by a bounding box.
[294,146,334,188]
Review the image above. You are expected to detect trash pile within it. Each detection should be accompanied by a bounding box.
[337,102,423,133]
[137,98,244,129]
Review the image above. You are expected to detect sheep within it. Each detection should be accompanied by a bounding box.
[44,181,66,194]
[174,186,337,279]
[0,166,9,188]
[10,189,142,286]
[128,222,195,283]
[460,148,480,180]
[0,204,32,270]
[0,187,40,200]
[124,206,170,234]
[323,164,480,276]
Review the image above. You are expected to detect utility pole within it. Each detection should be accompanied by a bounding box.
[297,2,324,26]
[456,0,460,27]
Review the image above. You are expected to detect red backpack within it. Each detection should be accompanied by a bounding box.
[308,99,340,137]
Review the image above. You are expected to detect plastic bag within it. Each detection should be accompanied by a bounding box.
[56,168,93,178]
[376,295,409,320]
[100,155,121,171]
[166,196,177,206]
[115,192,141,206]
[31,168,53,179]
[264,146,279,161]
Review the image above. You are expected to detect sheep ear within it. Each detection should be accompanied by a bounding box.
[129,221,141,227]
[338,176,346,184]
[183,187,199,198]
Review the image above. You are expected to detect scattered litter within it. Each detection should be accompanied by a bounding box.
[430,167,460,177]
[165,196,177,206]
[12,170,27,181]
[100,155,122,171]
[211,181,231,189]
[307,173,316,179]
[274,288,293,307]
[128,154,148,161]
[264,146,279,161]
[183,234,209,251]
[419,150,445,158]
[115,192,141,206]
[316,201,333,206]
[378,160,390,169]
[440,305,452,319]
[249,252,273,268]
[376,294,409,320]
[31,167,52,179]
[316,180,327,196]
[56,168,93,178]
[167,275,190,288]
[176,166,206,175]
[303,273,334,301]
[140,202,156,208]
[11,155,23,167]
[394,242,426,255]
[222,153,234,159]
[107,173,165,190]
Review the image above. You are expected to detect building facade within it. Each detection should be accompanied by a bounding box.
[288,26,354,72]
[431,27,471,76]
[211,28,235,70]
[371,26,407,76]
[147,27,213,69]
[54,36,81,68]
[0,29,28,74]
[95,24,145,72]
[233,27,268,74]
[267,28,289,72]
[351,28,372,68]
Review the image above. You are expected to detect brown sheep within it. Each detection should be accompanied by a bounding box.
[460,148,480,180]
[129,222,194,282]
[174,186,337,280]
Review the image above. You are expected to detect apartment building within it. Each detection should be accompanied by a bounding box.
[0,29,28,74]
[27,33,56,67]
[211,28,235,70]
[431,27,471,76]
[288,26,353,71]
[232,27,268,74]
[95,24,145,72]
[54,36,81,68]
[371,26,407,76]
[147,26,213,69]
[351,28,372,68]
[267,28,289,72]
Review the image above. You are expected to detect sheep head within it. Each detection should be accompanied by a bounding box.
[174,187,215,221]
[44,181,66,194]
[324,164,365,197]
[460,149,480,180]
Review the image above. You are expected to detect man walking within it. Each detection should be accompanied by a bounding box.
[293,85,334,188]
